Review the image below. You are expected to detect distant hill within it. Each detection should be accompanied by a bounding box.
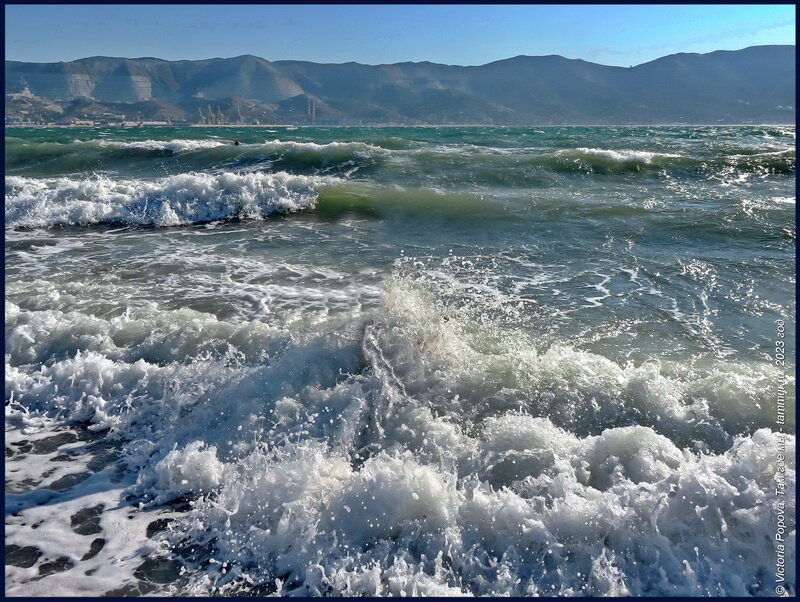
[5,46,795,125]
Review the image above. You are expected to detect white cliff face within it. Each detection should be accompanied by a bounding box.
[19,72,94,101]
[66,74,94,99]
[93,74,153,102]
[130,75,153,101]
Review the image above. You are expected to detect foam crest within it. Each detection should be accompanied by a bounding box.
[5,171,336,228]
[549,147,689,173]
[115,139,228,152]
[563,147,680,163]
[258,139,382,154]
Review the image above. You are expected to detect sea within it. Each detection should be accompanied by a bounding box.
[4,125,796,596]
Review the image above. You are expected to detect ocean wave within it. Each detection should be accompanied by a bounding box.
[5,174,515,229]
[5,277,795,595]
[712,149,797,177]
[5,138,387,177]
[256,139,383,154]
[175,426,791,596]
[6,136,795,182]
[226,139,385,174]
[6,138,384,157]
[392,146,796,179]
[5,172,336,228]
[533,147,796,176]
[558,147,683,164]
[112,139,228,152]
[533,147,702,175]
[314,182,505,218]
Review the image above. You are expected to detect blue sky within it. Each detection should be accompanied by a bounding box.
[5,4,796,66]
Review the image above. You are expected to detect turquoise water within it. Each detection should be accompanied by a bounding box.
[5,126,796,596]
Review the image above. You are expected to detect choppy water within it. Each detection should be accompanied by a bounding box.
[5,125,796,596]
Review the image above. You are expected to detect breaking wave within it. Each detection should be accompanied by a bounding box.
[5,172,336,228]
[5,174,515,229]
[113,139,228,152]
[5,278,795,596]
[5,138,386,177]
[539,147,796,175]
[6,137,795,180]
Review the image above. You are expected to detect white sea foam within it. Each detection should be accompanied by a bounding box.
[115,139,228,152]
[169,421,793,596]
[5,171,336,228]
[5,277,795,596]
[153,441,225,503]
[558,148,683,164]
[107,138,382,156]
[257,139,382,154]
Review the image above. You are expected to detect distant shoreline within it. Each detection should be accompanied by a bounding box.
[7,47,792,129]
[5,123,796,129]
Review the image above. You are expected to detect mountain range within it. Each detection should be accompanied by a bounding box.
[5,45,795,125]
